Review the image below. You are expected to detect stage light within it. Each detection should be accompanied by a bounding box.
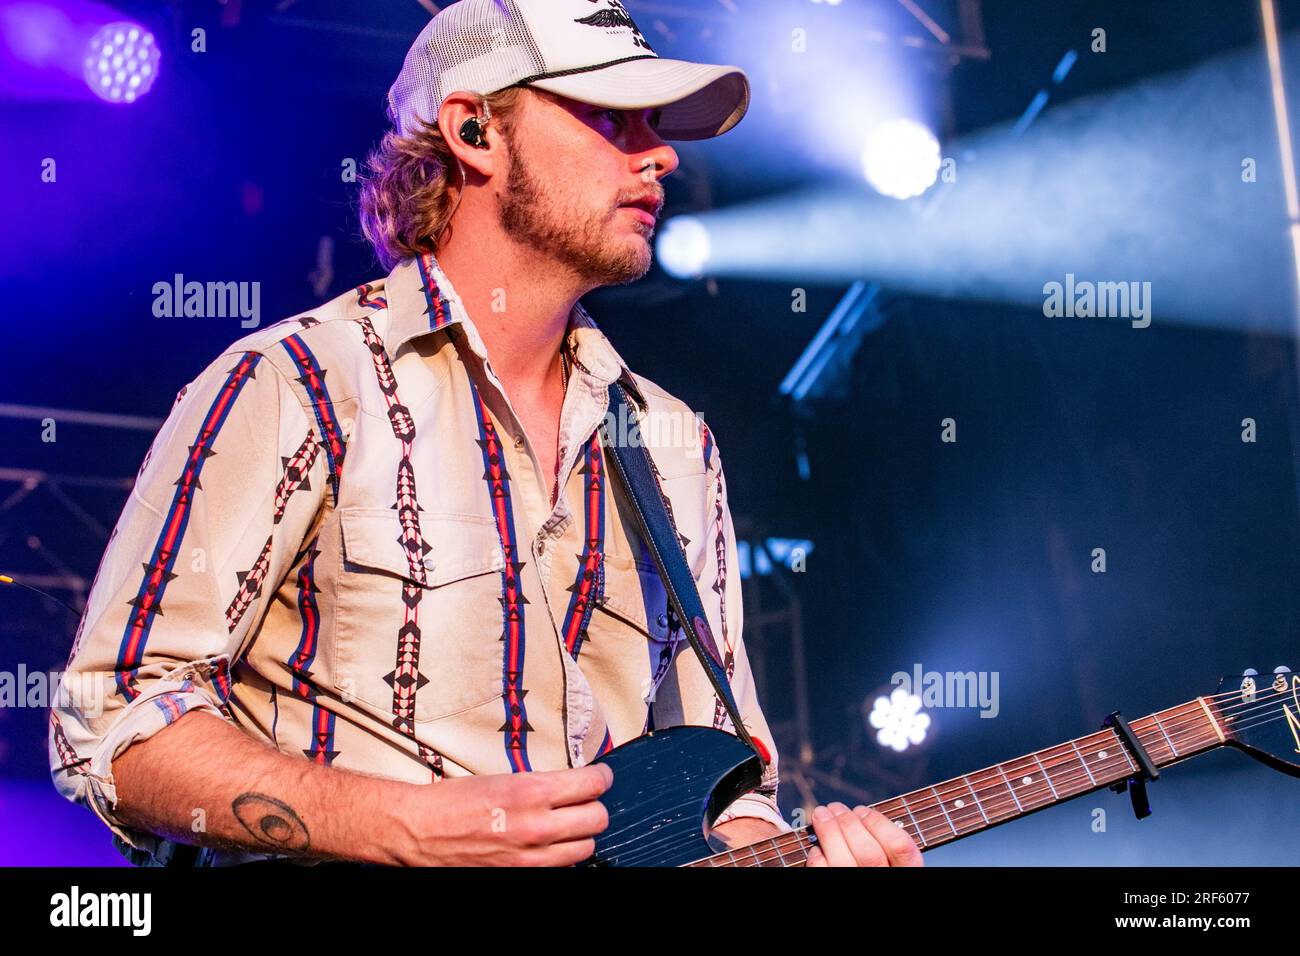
[867,686,931,752]
[656,215,712,278]
[861,118,941,200]
[82,21,158,104]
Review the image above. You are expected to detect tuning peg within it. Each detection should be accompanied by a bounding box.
[1273,666,1292,674]
[1243,667,1259,676]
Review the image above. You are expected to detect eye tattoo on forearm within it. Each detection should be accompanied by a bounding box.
[231,792,311,851]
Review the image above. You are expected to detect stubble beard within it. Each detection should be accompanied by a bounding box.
[497,135,653,288]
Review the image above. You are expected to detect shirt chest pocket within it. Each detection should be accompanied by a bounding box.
[594,553,673,641]
[576,551,689,730]
[332,507,509,723]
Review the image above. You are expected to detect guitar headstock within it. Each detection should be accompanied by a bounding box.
[1218,667,1300,779]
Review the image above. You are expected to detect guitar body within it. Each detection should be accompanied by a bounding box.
[585,725,765,867]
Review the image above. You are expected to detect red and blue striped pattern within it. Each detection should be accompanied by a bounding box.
[280,334,346,503]
[288,539,321,698]
[355,283,387,311]
[561,435,606,659]
[416,252,454,330]
[115,352,261,699]
[468,379,532,772]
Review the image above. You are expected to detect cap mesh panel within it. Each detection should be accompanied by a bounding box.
[387,0,546,136]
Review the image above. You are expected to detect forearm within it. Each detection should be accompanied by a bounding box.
[110,709,416,864]
[710,816,782,849]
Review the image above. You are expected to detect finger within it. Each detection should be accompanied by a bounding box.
[828,802,888,867]
[535,800,610,844]
[536,763,614,808]
[521,837,599,867]
[855,806,924,867]
[809,805,855,867]
[806,845,827,867]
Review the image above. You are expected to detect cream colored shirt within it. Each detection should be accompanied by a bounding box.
[49,251,785,865]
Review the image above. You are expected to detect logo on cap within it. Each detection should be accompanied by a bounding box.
[574,0,655,53]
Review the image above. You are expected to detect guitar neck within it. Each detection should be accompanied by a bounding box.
[691,695,1230,867]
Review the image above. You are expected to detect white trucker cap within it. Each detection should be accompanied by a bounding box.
[387,0,750,141]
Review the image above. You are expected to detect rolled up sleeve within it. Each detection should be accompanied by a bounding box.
[49,349,326,859]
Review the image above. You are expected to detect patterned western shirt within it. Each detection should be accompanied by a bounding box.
[48,251,786,865]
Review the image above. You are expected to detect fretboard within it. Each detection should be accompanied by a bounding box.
[690,695,1228,867]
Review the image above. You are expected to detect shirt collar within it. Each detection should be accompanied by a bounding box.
[382,252,646,408]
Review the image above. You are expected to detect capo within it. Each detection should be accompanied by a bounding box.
[1102,711,1160,820]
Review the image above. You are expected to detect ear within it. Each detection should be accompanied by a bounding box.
[439,91,504,181]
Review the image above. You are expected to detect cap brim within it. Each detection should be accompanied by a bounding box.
[524,58,749,141]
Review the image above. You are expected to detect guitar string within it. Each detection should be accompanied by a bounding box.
[879,686,1290,827]
[795,693,1246,843]
[695,687,1295,868]
[696,697,1246,866]
[855,692,1288,843]
[729,693,1297,868]
[726,696,1296,868]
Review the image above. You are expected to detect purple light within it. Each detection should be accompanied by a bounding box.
[82,20,158,104]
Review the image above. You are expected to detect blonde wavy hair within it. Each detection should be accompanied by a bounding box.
[358,85,527,270]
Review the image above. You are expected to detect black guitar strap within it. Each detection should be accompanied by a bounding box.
[599,381,758,756]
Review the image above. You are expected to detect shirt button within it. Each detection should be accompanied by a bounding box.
[514,435,524,449]
[656,613,668,628]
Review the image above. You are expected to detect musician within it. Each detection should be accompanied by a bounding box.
[49,0,922,869]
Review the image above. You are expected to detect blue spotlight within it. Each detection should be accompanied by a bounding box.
[861,118,941,200]
[656,215,712,279]
[83,21,158,104]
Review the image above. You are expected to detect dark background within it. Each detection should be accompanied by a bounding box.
[2,0,1297,864]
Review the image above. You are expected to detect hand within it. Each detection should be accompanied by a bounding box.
[391,763,612,866]
[806,802,924,867]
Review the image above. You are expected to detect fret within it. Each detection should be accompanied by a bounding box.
[1149,710,1178,757]
[908,793,946,847]
[1003,755,1056,811]
[1195,696,1227,745]
[764,837,782,867]
[962,774,991,825]
[892,796,930,846]
[776,831,811,868]
[968,767,1018,823]
[935,780,985,834]
[930,786,959,836]
[1068,740,1098,786]
[1105,730,1140,775]
[881,795,927,848]
[1031,752,1061,799]
[1051,742,1094,798]
[1086,732,1140,790]
[1128,716,1164,765]
[995,764,1025,814]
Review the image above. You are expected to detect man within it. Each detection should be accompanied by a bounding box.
[50,0,922,868]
